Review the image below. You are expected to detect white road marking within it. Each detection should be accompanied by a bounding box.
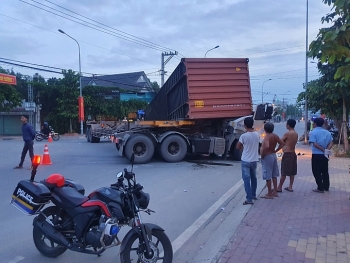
[7,256,25,263]
[171,179,244,254]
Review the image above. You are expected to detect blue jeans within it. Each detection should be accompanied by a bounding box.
[241,161,257,202]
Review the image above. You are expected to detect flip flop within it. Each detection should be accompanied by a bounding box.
[260,196,274,199]
[284,187,294,192]
[312,189,324,193]
[243,201,254,205]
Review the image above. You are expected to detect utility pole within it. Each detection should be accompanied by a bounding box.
[27,76,34,127]
[304,0,309,144]
[160,51,178,87]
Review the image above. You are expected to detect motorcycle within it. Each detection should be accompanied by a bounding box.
[10,154,173,262]
[330,127,339,143]
[35,127,60,141]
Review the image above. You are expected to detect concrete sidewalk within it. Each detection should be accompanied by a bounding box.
[216,144,350,263]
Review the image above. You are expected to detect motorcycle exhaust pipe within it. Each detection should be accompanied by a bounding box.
[33,216,71,248]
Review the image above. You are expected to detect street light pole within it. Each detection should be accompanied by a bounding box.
[282,91,290,121]
[205,45,219,58]
[304,0,309,144]
[261,79,272,103]
[58,29,83,136]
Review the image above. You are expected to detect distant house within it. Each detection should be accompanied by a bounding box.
[81,71,155,103]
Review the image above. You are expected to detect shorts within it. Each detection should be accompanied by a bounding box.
[281,152,297,176]
[261,153,279,180]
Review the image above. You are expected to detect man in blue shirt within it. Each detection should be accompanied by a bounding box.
[14,115,35,169]
[309,117,333,193]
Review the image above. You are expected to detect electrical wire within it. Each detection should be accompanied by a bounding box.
[0,60,157,89]
[43,0,177,53]
[0,13,158,66]
[20,0,175,53]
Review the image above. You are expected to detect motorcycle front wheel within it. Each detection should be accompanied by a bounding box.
[35,134,43,141]
[120,229,173,263]
[33,207,68,258]
[52,134,60,141]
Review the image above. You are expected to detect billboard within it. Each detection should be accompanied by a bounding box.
[0,73,17,85]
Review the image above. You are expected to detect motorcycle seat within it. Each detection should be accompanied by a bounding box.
[54,186,89,207]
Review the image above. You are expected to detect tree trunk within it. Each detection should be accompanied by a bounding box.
[343,97,348,151]
[69,118,73,133]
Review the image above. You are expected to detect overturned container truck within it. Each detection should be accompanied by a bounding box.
[112,58,272,164]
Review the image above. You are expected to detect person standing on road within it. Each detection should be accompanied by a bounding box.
[277,119,298,192]
[14,115,35,169]
[236,117,260,205]
[309,117,333,193]
[260,122,285,199]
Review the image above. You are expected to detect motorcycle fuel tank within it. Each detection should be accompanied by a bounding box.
[89,187,124,207]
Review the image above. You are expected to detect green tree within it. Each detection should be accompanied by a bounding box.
[0,67,22,112]
[53,70,79,133]
[308,0,350,150]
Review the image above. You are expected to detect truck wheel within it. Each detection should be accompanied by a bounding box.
[91,135,100,143]
[233,147,242,161]
[160,135,187,162]
[231,140,242,161]
[86,128,91,142]
[125,135,154,164]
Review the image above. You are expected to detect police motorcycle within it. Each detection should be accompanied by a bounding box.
[11,154,173,262]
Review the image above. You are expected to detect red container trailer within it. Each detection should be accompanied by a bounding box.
[113,58,272,164]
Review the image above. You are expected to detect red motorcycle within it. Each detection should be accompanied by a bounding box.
[11,154,173,262]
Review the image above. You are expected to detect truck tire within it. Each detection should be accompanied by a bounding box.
[86,127,91,142]
[231,140,242,161]
[125,135,154,164]
[91,135,100,143]
[233,147,242,161]
[160,135,187,162]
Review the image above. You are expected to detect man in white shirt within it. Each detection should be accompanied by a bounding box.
[236,117,260,205]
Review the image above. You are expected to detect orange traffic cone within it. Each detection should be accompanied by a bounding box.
[48,133,53,142]
[41,144,52,165]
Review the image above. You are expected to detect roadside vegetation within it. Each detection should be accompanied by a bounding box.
[0,68,148,134]
[297,0,350,152]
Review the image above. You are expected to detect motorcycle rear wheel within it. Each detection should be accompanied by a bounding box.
[120,229,173,263]
[35,134,43,141]
[52,134,60,141]
[33,207,68,258]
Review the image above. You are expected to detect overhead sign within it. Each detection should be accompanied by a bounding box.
[0,73,17,85]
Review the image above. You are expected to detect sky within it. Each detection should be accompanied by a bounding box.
[0,0,334,105]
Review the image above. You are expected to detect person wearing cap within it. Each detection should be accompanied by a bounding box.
[14,115,36,169]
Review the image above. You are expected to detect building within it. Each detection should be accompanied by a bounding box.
[81,71,155,103]
[0,101,38,135]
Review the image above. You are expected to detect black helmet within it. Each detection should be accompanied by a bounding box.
[134,191,150,209]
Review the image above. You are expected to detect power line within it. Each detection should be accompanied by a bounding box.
[43,0,177,53]
[20,0,175,53]
[0,13,158,66]
[0,60,62,74]
[0,59,159,89]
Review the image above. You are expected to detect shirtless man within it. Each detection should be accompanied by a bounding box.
[277,119,298,192]
[260,122,285,199]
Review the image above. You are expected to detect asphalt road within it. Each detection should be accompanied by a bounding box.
[0,120,306,263]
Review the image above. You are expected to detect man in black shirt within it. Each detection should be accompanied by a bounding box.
[14,115,35,169]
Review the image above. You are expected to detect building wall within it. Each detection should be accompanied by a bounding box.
[120,92,155,103]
